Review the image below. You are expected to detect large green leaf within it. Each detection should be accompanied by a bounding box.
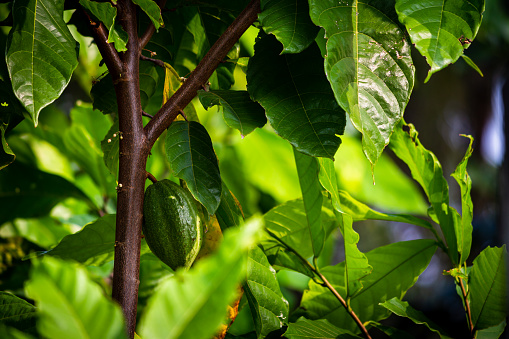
[285,318,360,339]
[293,148,325,257]
[389,121,459,263]
[165,121,221,215]
[25,256,127,339]
[247,33,345,159]
[309,0,414,165]
[0,162,91,226]
[0,292,37,335]
[395,0,485,82]
[10,216,73,250]
[40,215,118,266]
[215,182,244,231]
[379,298,452,339]
[259,0,319,54]
[79,0,128,52]
[451,135,474,264]
[138,217,263,339]
[6,0,79,126]
[475,321,506,339]
[299,240,437,332]
[132,0,164,30]
[469,246,507,331]
[244,246,289,339]
[198,90,266,136]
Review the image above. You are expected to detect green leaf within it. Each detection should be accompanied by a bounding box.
[216,181,244,231]
[285,318,361,339]
[469,246,508,331]
[336,189,433,229]
[475,320,506,339]
[389,121,458,263]
[11,216,73,249]
[247,32,345,159]
[379,297,453,339]
[6,0,79,126]
[0,122,15,170]
[79,0,128,52]
[165,121,222,215]
[132,0,163,30]
[0,76,25,169]
[0,323,35,339]
[451,135,474,264]
[101,120,120,179]
[259,0,320,54]
[0,292,37,334]
[293,148,325,257]
[198,90,266,136]
[0,162,91,226]
[299,240,437,332]
[395,0,485,82]
[461,54,484,77]
[25,256,127,339]
[138,217,263,339]
[244,246,289,338]
[39,215,117,266]
[309,0,414,165]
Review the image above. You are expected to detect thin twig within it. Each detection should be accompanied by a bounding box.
[142,111,154,119]
[140,54,165,68]
[146,171,157,184]
[458,277,474,337]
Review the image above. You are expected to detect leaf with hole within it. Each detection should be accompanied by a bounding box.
[309,0,414,165]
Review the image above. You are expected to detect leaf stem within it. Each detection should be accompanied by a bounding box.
[458,275,474,337]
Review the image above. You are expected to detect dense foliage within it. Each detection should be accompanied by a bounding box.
[0,0,506,338]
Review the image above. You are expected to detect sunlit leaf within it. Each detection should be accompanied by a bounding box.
[309,0,414,165]
[293,148,324,257]
[469,246,507,331]
[6,0,79,125]
[0,292,37,335]
[138,218,263,339]
[25,256,127,339]
[198,90,266,136]
[11,216,73,249]
[461,54,484,77]
[79,0,128,52]
[165,121,221,215]
[395,0,485,81]
[285,317,360,339]
[245,246,289,338]
[380,298,453,339]
[132,0,163,30]
[259,0,319,54]
[299,240,437,332]
[247,32,345,159]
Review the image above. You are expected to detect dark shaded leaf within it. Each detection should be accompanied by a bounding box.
[247,33,345,159]
[285,317,361,339]
[215,181,244,231]
[309,0,414,165]
[259,0,319,54]
[133,0,163,30]
[198,90,266,136]
[165,121,221,215]
[101,120,120,179]
[0,292,37,334]
[6,0,79,125]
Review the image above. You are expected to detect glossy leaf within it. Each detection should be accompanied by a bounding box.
[299,240,437,332]
[25,256,127,339]
[198,90,266,136]
[247,33,345,159]
[132,0,163,30]
[259,0,320,54]
[309,0,414,165]
[101,120,120,179]
[165,121,222,215]
[6,0,79,125]
[216,182,244,231]
[389,121,459,263]
[0,292,37,334]
[244,246,289,338]
[395,0,485,81]
[451,135,474,264]
[40,215,117,266]
[336,189,432,229]
[138,218,263,339]
[0,162,91,226]
[285,318,360,339]
[380,298,452,339]
[294,148,325,257]
[469,246,507,331]
[79,0,128,52]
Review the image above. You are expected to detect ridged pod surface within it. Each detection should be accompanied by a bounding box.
[143,179,203,270]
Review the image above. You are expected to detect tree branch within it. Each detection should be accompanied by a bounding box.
[144,0,261,146]
[139,0,167,49]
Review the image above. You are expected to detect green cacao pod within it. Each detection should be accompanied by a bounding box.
[143,179,204,270]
